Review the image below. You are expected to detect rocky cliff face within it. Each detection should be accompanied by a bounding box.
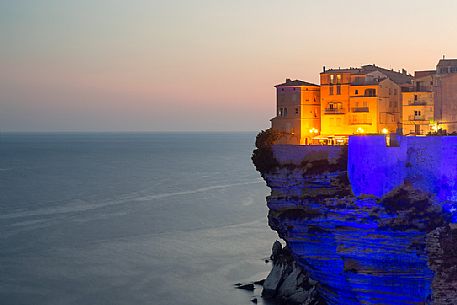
[254,143,457,305]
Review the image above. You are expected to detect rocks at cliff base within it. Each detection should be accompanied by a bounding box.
[235,283,255,291]
[262,241,324,305]
[427,224,457,305]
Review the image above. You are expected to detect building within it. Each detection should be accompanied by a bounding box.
[319,65,411,144]
[271,79,320,144]
[434,59,457,133]
[401,70,435,135]
[271,59,457,145]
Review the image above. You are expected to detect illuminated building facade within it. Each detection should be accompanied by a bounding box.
[271,59,457,144]
[319,65,411,143]
[402,70,435,135]
[271,79,320,144]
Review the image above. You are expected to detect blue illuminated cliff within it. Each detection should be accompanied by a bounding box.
[253,133,457,305]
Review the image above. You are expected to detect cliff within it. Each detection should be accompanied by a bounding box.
[253,135,457,305]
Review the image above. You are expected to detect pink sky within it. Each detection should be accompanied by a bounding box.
[1,0,457,131]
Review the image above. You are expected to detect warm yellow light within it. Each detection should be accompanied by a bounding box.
[381,128,388,134]
[309,128,319,134]
[356,127,365,134]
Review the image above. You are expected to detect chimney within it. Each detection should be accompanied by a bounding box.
[286,78,291,83]
[323,66,326,73]
[402,69,407,75]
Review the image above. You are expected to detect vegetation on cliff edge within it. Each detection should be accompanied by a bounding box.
[251,129,280,173]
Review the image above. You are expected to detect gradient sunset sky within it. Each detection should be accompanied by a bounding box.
[2,0,457,132]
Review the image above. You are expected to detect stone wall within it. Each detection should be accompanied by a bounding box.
[272,144,346,166]
[348,135,457,202]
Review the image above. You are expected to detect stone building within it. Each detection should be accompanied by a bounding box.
[401,70,435,135]
[271,79,320,144]
[319,65,411,144]
[434,59,457,133]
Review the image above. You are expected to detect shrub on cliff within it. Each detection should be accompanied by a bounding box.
[252,129,280,173]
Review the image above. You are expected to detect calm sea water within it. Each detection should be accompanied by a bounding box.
[0,133,277,305]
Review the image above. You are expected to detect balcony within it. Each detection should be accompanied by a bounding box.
[351,107,369,113]
[407,101,428,106]
[408,115,426,121]
[324,108,345,114]
[349,118,373,125]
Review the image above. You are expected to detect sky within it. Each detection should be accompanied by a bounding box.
[1,0,457,132]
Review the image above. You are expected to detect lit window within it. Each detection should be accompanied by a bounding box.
[336,75,341,84]
[330,75,335,84]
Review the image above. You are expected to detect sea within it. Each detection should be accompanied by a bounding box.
[0,132,278,305]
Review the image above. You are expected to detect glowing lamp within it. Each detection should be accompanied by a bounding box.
[381,128,389,134]
[356,127,365,134]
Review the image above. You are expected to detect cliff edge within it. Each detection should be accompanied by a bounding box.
[252,132,457,305]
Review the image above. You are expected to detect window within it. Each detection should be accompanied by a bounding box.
[330,86,334,95]
[389,88,392,95]
[414,95,418,101]
[330,75,335,84]
[355,90,358,95]
[295,108,299,115]
[365,89,376,97]
[284,108,288,116]
[336,85,341,95]
[329,103,335,109]
[281,88,284,91]
[394,89,397,95]
[414,110,421,116]
[278,108,283,116]
[336,75,341,84]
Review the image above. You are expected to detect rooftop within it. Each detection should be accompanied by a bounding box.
[437,59,457,67]
[275,78,319,87]
[415,70,436,78]
[322,64,413,85]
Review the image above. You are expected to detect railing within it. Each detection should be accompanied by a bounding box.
[349,119,373,125]
[324,108,345,114]
[408,115,426,121]
[351,107,369,112]
[407,101,428,106]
